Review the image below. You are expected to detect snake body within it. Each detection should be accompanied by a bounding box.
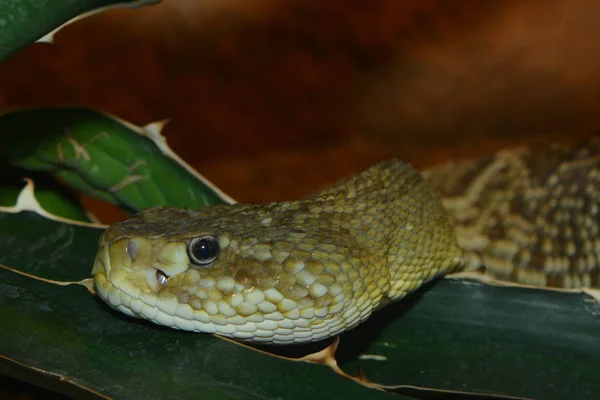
[92,137,600,344]
[426,136,600,288]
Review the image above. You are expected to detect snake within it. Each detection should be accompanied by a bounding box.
[92,136,600,344]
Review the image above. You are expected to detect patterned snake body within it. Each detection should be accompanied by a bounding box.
[426,137,600,288]
[93,160,463,344]
[92,137,600,343]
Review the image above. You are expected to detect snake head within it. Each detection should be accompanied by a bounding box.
[91,205,369,344]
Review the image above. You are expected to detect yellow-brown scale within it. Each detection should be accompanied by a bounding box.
[92,160,464,344]
[424,136,600,289]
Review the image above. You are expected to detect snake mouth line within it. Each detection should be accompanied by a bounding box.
[93,269,354,344]
[95,272,231,335]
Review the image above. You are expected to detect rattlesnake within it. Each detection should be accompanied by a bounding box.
[92,136,600,344]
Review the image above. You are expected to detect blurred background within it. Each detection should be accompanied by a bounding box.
[2,1,600,397]
[2,0,600,213]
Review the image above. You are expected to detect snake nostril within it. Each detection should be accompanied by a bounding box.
[126,240,137,261]
[156,269,169,286]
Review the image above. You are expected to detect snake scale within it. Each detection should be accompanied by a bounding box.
[92,136,600,344]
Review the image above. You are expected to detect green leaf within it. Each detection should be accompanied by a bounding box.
[0,1,158,61]
[0,108,232,213]
[0,165,90,222]
[1,202,598,399]
[0,209,398,400]
[334,280,600,399]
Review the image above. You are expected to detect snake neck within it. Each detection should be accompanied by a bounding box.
[308,160,465,302]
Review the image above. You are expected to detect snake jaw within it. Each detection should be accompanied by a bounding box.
[92,233,362,343]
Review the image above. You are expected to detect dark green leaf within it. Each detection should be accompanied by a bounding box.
[0,165,90,221]
[1,204,599,399]
[0,108,231,213]
[334,279,599,400]
[0,1,158,61]
[0,210,398,400]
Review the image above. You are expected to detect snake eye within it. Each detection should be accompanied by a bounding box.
[187,235,220,266]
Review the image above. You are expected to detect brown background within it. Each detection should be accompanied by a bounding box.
[0,0,600,216]
[2,0,600,396]
[3,0,600,221]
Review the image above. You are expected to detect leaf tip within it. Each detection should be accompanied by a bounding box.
[0,179,106,229]
[15,178,45,213]
[35,32,56,44]
[143,119,170,139]
[582,288,600,305]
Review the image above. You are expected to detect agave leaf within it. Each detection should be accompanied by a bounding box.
[0,0,159,61]
[0,165,90,222]
[1,184,599,399]
[0,108,233,213]
[333,279,599,400]
[0,186,398,400]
